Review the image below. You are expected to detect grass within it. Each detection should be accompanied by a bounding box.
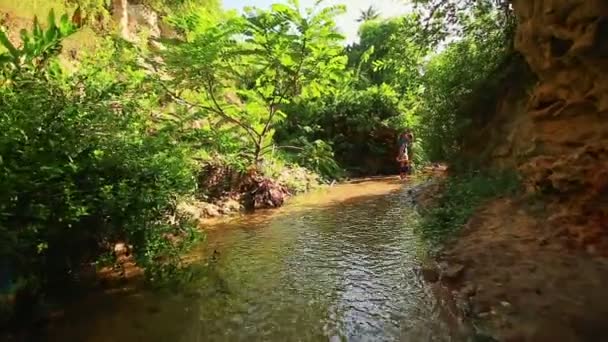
[414,170,520,247]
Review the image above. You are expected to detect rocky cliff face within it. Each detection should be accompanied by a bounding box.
[112,0,172,42]
[112,0,131,39]
[512,0,608,249]
[466,0,608,250]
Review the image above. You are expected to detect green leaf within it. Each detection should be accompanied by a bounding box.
[0,30,19,58]
[271,3,291,13]
[0,54,9,65]
[32,17,43,39]
[279,54,295,66]
[47,9,56,29]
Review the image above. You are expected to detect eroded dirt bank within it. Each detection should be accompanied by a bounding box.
[434,197,608,340]
[425,0,608,340]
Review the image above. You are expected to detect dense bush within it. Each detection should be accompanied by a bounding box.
[277,84,405,176]
[0,16,198,325]
[413,3,516,163]
[161,1,347,166]
[0,71,197,281]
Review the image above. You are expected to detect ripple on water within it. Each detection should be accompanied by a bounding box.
[47,182,455,342]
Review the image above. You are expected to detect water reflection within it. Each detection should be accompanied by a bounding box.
[46,178,454,341]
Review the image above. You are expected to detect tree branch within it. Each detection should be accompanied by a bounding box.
[156,77,260,145]
[204,77,261,142]
[259,37,307,141]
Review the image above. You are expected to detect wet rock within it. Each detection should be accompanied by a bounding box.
[500,301,512,308]
[420,266,440,283]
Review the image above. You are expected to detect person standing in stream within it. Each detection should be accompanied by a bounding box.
[397,130,414,179]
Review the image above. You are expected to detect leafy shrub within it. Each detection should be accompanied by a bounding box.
[414,6,516,163]
[277,84,404,176]
[0,68,197,282]
[0,12,198,325]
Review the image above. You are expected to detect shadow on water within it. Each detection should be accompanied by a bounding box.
[44,179,459,342]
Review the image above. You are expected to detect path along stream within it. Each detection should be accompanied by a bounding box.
[46,178,458,342]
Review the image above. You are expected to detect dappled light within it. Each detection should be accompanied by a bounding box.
[0,0,606,340]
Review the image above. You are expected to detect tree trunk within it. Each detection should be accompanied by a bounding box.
[253,142,262,168]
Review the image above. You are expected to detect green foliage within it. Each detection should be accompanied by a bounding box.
[64,0,110,20]
[0,11,199,321]
[143,0,222,14]
[277,84,403,175]
[0,9,79,79]
[0,2,528,324]
[342,0,518,167]
[161,0,348,164]
[275,138,343,180]
[346,18,401,86]
[296,140,342,179]
[414,170,520,246]
[415,5,516,162]
[407,0,513,40]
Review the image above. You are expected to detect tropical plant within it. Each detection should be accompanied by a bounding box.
[0,9,79,80]
[357,6,380,23]
[406,0,513,39]
[160,0,348,165]
[347,18,401,86]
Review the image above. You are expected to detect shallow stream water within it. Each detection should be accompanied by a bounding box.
[47,178,457,342]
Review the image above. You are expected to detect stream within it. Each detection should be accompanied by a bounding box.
[46,178,457,341]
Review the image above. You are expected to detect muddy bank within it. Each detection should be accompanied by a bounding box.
[418,188,608,341]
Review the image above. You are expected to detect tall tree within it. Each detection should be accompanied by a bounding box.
[357,6,380,23]
[161,0,348,164]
